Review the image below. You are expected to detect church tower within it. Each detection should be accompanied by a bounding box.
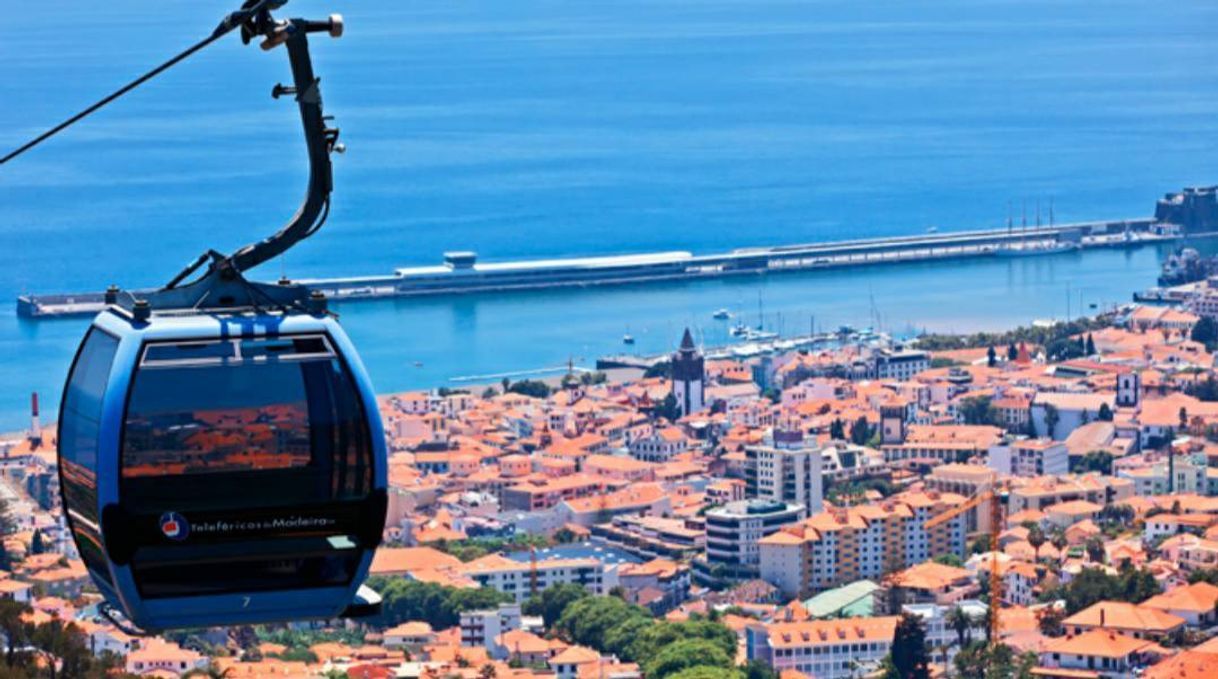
[671,328,705,417]
[880,403,906,445]
[1116,370,1141,408]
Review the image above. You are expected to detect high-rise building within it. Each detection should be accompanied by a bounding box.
[671,328,705,417]
[745,424,824,514]
[696,499,806,584]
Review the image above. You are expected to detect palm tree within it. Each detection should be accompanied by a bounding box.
[946,605,971,648]
[1050,529,1068,554]
[1027,524,1046,562]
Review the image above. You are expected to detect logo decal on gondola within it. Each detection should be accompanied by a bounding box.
[160,512,189,541]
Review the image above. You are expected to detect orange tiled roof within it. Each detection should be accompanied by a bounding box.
[1141,581,1218,615]
[1062,601,1185,634]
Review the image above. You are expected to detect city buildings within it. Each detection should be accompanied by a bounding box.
[745,617,900,679]
[744,424,824,513]
[988,438,1069,478]
[698,500,807,584]
[758,492,969,600]
[16,304,1218,678]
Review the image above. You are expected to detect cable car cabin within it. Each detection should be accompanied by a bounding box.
[58,308,387,631]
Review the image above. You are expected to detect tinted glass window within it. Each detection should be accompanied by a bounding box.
[134,551,361,599]
[121,335,373,513]
[60,328,119,586]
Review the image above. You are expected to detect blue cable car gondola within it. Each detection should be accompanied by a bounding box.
[61,311,387,630]
[43,1,390,631]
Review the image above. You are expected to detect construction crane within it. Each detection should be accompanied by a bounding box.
[924,484,1004,647]
[530,544,539,599]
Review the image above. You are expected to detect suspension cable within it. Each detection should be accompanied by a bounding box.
[0,0,272,166]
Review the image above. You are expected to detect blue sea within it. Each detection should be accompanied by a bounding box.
[2,1,1217,431]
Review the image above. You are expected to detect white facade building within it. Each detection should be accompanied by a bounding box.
[988,439,1069,478]
[745,426,825,514]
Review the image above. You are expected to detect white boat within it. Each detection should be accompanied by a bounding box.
[994,242,1076,257]
[622,334,635,345]
[742,329,779,342]
[729,322,749,337]
[732,343,764,358]
[712,308,731,320]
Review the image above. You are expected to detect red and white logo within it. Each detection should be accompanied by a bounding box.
[159,512,189,541]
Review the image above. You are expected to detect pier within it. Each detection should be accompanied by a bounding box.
[14,215,1170,319]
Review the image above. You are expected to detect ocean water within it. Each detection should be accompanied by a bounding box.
[1,1,1217,430]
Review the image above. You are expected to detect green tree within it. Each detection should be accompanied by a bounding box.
[657,393,683,422]
[1085,334,1096,356]
[742,659,778,679]
[1050,529,1068,554]
[508,379,551,398]
[1046,338,1084,362]
[644,639,733,679]
[29,617,95,679]
[369,577,513,629]
[1037,606,1065,637]
[1027,524,1046,562]
[1047,566,1161,614]
[1188,568,1218,585]
[553,527,579,544]
[631,620,737,665]
[969,535,991,555]
[1007,343,1019,361]
[850,416,872,446]
[1192,316,1218,349]
[987,345,997,367]
[946,606,973,648]
[666,667,744,679]
[1188,375,1218,402]
[829,418,846,440]
[934,553,964,568]
[534,583,590,628]
[1042,403,1060,440]
[1097,402,1113,421]
[0,599,27,668]
[1071,450,1113,475]
[958,396,1000,426]
[884,612,931,679]
[1084,536,1106,564]
[556,596,650,652]
[604,616,654,661]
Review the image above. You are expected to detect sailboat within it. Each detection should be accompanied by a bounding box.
[995,198,1073,257]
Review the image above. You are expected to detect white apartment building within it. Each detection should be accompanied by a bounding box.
[745,427,824,513]
[460,603,523,648]
[874,349,931,381]
[988,439,1069,478]
[700,500,806,584]
[746,617,898,679]
[1118,452,1214,497]
[628,426,689,462]
[461,554,609,603]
